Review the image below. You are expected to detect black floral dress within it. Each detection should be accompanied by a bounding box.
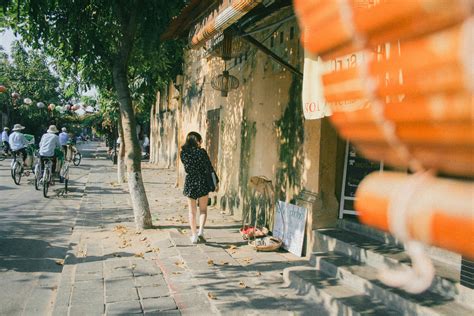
[180,147,214,200]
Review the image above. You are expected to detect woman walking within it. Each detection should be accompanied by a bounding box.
[180,131,218,244]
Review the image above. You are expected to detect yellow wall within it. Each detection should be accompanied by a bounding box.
[152,8,342,227]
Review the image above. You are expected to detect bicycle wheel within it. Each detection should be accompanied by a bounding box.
[73,153,81,166]
[43,169,50,198]
[34,164,41,190]
[13,162,22,185]
[63,164,69,193]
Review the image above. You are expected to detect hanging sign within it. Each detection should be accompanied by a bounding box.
[302,51,332,119]
[302,50,370,119]
[273,201,308,257]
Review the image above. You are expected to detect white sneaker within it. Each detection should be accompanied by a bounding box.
[190,235,198,244]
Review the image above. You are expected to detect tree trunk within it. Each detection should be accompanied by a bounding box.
[149,96,157,164]
[113,64,152,229]
[117,115,127,183]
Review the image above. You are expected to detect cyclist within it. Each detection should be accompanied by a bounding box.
[65,139,77,161]
[9,124,28,166]
[39,125,61,177]
[59,127,69,156]
[2,127,10,154]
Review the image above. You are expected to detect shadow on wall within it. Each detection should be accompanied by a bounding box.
[275,75,305,202]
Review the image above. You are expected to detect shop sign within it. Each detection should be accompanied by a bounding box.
[302,50,367,119]
[273,201,307,257]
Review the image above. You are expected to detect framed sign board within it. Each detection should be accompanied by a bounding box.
[273,201,308,257]
[339,142,383,218]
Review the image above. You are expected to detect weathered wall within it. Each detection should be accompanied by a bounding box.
[149,83,180,168]
[152,7,342,232]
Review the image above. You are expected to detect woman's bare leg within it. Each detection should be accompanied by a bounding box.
[188,198,198,238]
[198,195,209,236]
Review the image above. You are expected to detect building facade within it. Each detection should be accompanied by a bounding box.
[151,0,346,255]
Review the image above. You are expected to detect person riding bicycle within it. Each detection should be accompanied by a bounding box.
[39,125,61,177]
[9,124,28,165]
[59,127,69,156]
[2,127,10,154]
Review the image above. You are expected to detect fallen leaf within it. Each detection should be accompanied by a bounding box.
[139,237,147,241]
[55,259,64,266]
[243,258,253,264]
[207,259,214,266]
[113,253,122,257]
[228,245,237,250]
[153,248,160,253]
[134,252,144,258]
[131,264,137,270]
[174,261,185,268]
[135,231,142,235]
[172,271,181,275]
[145,249,153,253]
[239,281,248,288]
[113,225,128,236]
[220,261,229,265]
[119,239,131,248]
[255,272,262,277]
[208,292,217,300]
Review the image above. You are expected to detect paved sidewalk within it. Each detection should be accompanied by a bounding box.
[52,147,315,315]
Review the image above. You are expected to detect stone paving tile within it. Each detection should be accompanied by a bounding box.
[69,304,104,316]
[51,151,312,316]
[138,285,170,299]
[172,290,214,311]
[135,274,166,287]
[146,309,182,316]
[142,297,178,313]
[179,306,215,316]
[106,300,142,315]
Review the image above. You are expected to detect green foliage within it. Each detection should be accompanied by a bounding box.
[1,0,186,128]
[276,76,305,201]
[0,42,79,140]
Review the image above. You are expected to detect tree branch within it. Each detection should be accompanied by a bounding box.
[114,0,143,69]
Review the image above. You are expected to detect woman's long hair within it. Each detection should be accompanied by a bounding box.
[182,131,202,150]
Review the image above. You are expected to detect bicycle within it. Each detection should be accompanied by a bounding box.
[41,157,54,198]
[73,151,82,166]
[0,144,11,161]
[60,146,74,193]
[33,153,41,191]
[60,160,70,193]
[10,151,29,185]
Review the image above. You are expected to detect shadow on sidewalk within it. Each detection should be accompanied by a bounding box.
[156,224,242,230]
[0,237,67,273]
[64,251,138,265]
